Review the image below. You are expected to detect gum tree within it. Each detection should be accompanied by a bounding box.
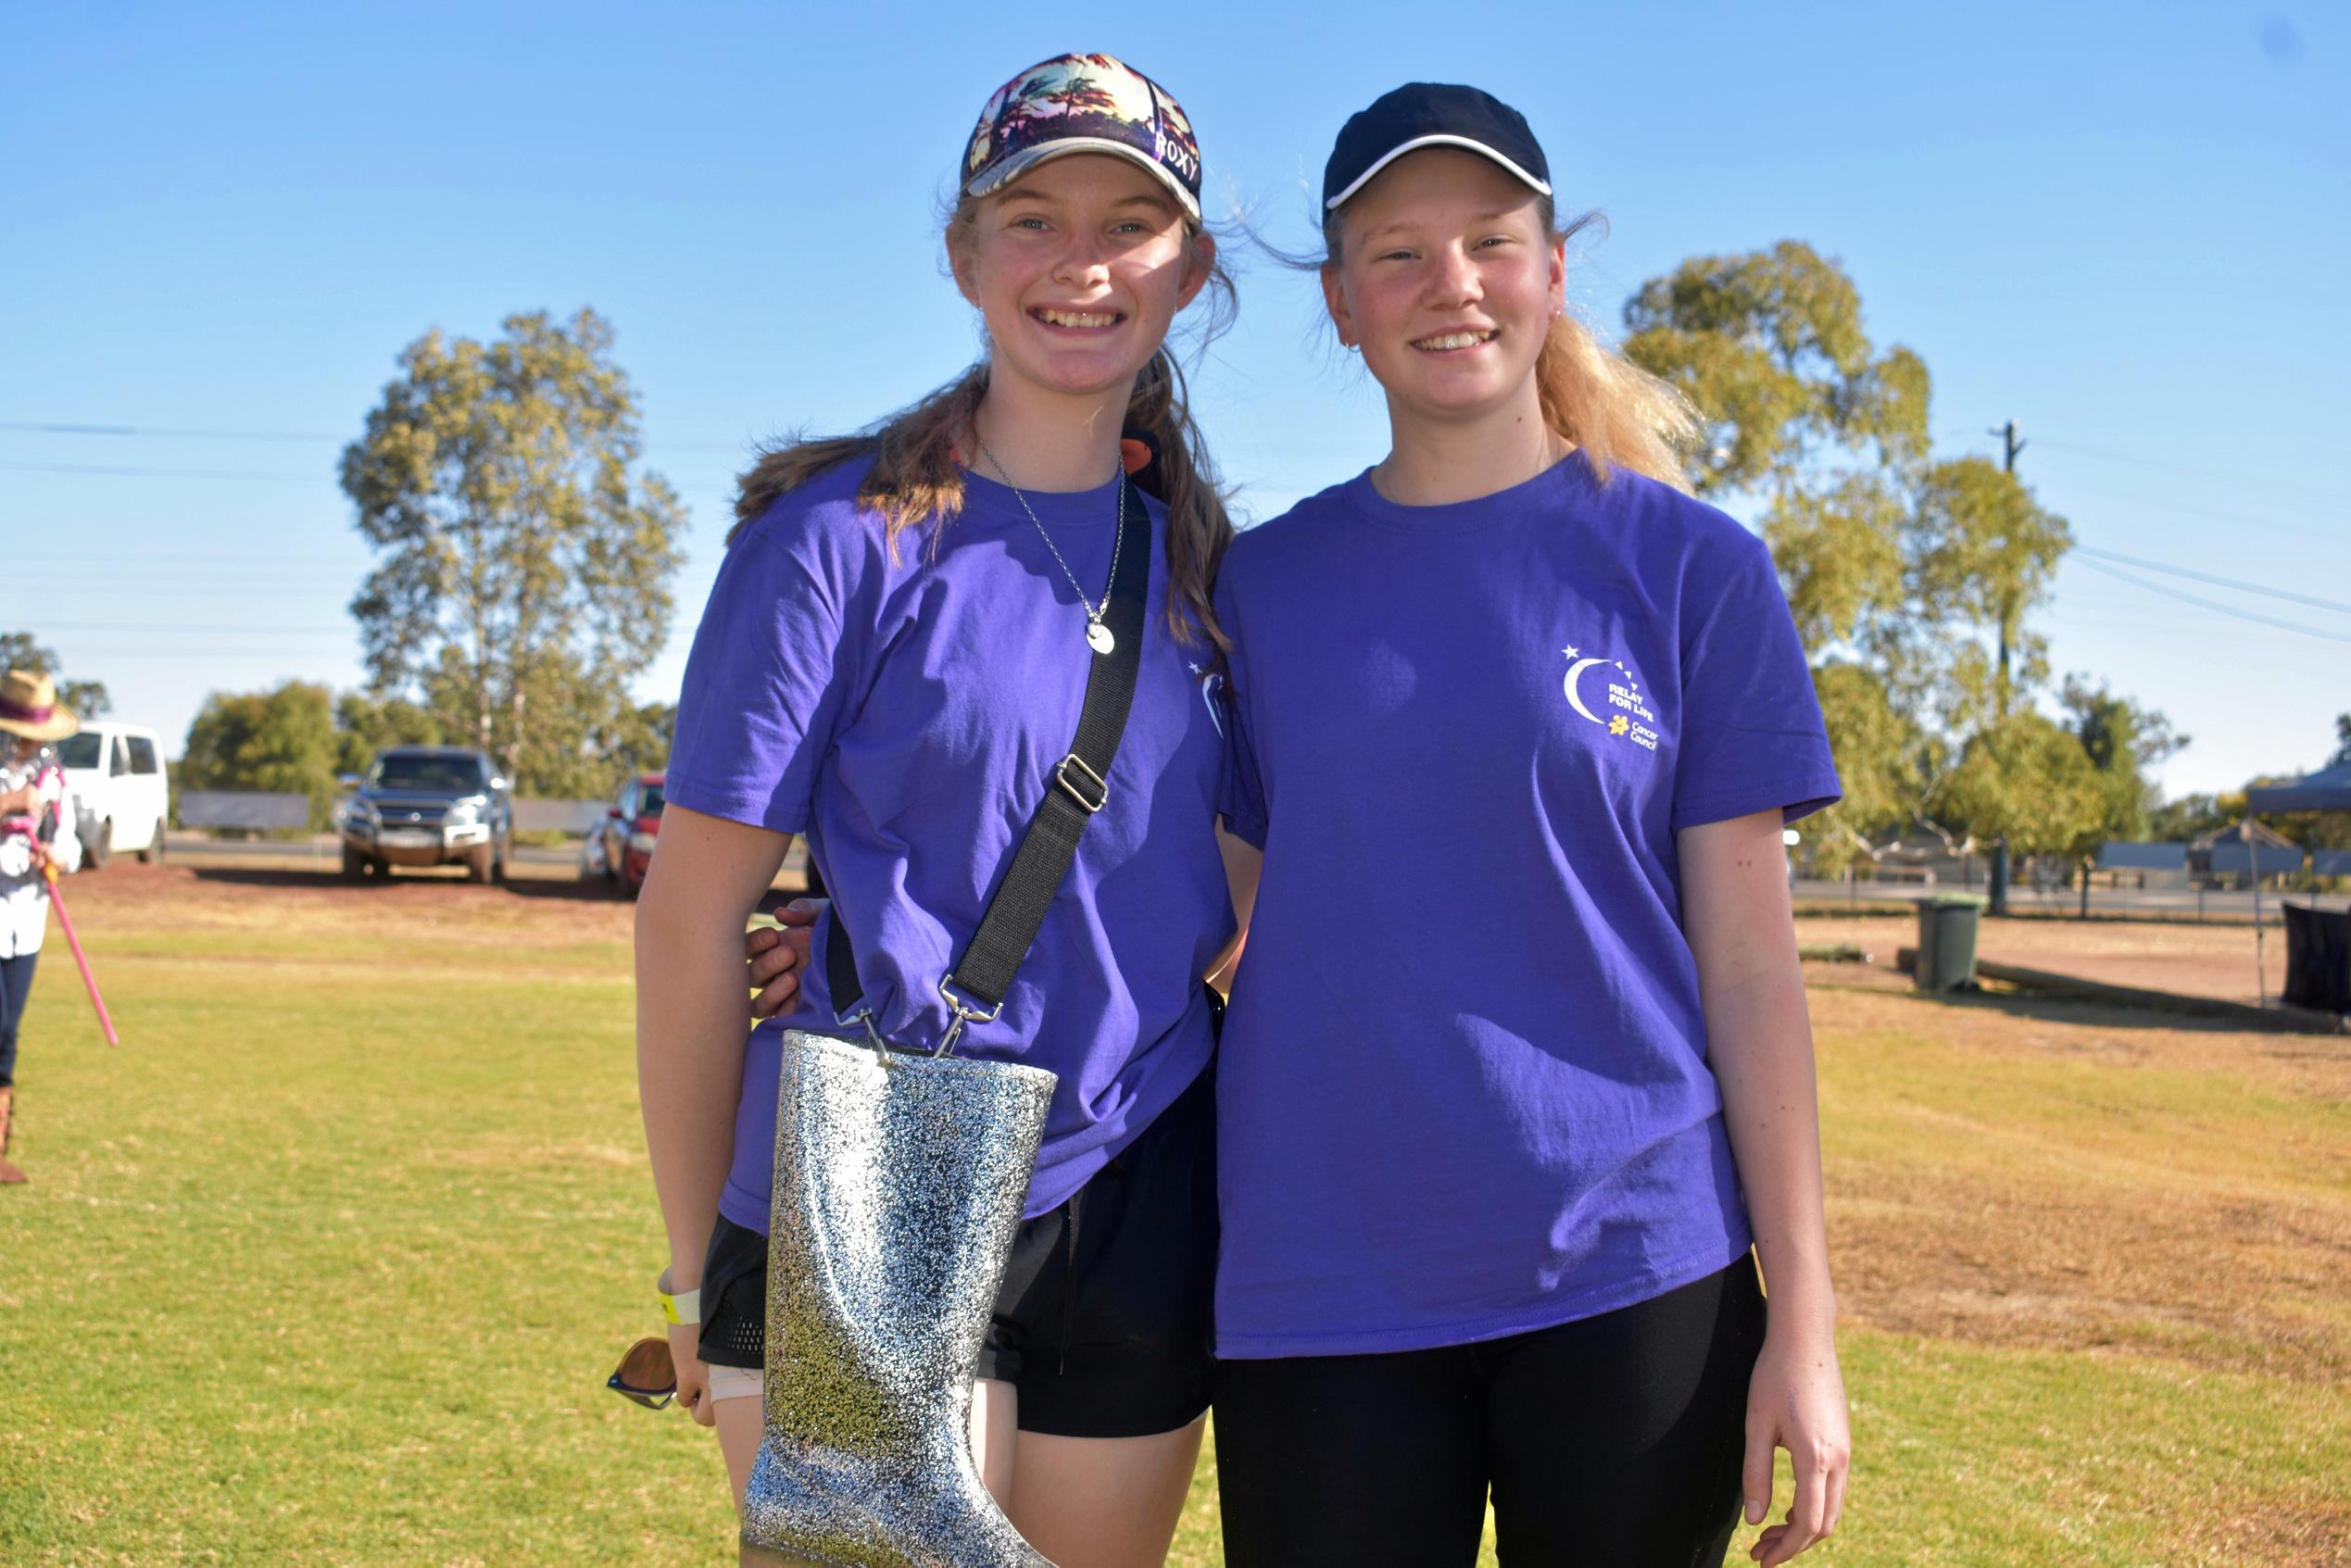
[340,308,686,797]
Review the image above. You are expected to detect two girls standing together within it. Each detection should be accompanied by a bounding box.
[638,54,1848,1568]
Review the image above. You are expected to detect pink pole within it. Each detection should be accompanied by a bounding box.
[42,864,118,1047]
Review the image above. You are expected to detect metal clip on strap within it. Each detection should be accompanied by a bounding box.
[1054,753,1108,814]
[934,975,1006,1058]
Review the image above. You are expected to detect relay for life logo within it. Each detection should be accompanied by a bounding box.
[1562,646,1662,752]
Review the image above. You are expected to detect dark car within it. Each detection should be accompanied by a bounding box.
[337,746,513,884]
[587,771,663,897]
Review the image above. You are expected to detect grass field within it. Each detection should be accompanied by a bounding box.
[2,865,2345,1565]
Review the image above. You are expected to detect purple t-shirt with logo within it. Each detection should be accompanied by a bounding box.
[665,456,1232,1231]
[1213,453,1839,1359]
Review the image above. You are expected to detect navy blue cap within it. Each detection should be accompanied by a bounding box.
[1322,82,1553,210]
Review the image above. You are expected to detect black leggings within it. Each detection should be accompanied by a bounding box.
[1213,1260,1767,1568]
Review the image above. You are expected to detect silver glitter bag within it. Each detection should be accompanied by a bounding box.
[743,1031,1056,1568]
[740,478,1152,1568]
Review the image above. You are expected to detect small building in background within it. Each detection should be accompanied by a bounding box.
[2096,840,2191,890]
[2193,822,2304,889]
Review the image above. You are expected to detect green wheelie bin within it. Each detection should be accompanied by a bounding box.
[1915,894,1986,992]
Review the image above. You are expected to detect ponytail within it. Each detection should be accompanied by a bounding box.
[1530,304,1698,493]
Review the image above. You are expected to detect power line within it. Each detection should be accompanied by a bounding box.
[13,552,356,567]
[24,620,350,634]
[2071,546,2351,617]
[0,461,330,483]
[0,419,748,455]
[2072,556,2351,646]
[0,420,343,442]
[2027,436,2351,511]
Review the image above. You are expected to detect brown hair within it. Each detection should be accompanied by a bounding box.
[1321,194,1698,491]
[731,194,1238,652]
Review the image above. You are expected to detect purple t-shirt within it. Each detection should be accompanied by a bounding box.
[666,455,1232,1231]
[1213,453,1839,1359]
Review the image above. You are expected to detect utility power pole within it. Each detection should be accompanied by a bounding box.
[1985,420,2027,918]
[1994,420,2026,472]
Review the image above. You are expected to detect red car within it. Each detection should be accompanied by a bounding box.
[588,771,664,896]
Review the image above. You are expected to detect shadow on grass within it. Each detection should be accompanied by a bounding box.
[1890,978,2342,1041]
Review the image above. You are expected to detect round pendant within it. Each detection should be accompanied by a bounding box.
[1086,621,1116,656]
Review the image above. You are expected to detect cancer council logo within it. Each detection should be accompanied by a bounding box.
[1562,646,1663,753]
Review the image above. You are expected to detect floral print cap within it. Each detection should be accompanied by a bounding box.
[962,53,1201,223]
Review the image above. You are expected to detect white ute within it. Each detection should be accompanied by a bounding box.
[57,721,170,869]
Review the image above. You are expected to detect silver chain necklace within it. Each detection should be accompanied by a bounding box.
[973,431,1125,657]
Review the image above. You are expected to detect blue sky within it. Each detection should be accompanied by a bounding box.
[4,1,2345,798]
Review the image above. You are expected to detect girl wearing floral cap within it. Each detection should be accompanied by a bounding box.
[638,53,1238,1566]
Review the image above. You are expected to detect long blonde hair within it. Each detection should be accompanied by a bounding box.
[733,195,1238,652]
[1323,195,1698,491]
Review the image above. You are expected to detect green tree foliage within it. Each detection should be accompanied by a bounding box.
[1624,244,2081,877]
[1,631,111,720]
[339,307,687,799]
[1622,240,1929,500]
[333,692,446,779]
[2059,677,2186,847]
[180,682,340,827]
[1911,459,2072,716]
[589,700,675,780]
[1804,661,1918,873]
[2148,793,2234,844]
[1761,474,1908,659]
[2330,712,2351,770]
[1930,711,2109,868]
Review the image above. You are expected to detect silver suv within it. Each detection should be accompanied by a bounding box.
[338,746,514,884]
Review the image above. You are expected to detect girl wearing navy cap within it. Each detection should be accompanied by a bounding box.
[639,54,1242,1566]
[1205,84,1850,1567]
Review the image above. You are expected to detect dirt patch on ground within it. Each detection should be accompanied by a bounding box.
[1829,1158,2351,1382]
[52,859,636,942]
[2183,1498,2351,1568]
[49,859,811,945]
[1808,982,2351,1386]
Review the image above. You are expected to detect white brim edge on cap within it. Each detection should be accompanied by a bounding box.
[1324,133,1553,209]
[964,138,1202,222]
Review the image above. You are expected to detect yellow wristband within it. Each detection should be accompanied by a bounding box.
[660,1286,701,1326]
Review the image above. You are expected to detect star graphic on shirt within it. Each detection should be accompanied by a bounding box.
[1563,646,1579,659]
[1609,715,1630,737]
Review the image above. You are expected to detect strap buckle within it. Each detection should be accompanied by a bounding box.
[836,1005,890,1061]
[1054,752,1109,814]
[934,973,1005,1058]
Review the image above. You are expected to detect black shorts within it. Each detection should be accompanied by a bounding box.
[698,1063,1217,1439]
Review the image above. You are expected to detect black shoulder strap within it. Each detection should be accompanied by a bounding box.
[825,477,1151,1047]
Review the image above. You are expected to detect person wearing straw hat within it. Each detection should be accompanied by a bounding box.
[0,669,85,1185]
